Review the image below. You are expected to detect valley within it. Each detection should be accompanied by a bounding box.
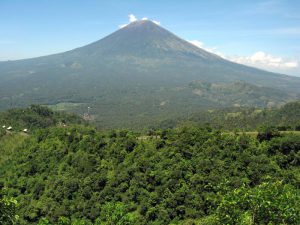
[0,105,299,224]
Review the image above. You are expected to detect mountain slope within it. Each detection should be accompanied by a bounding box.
[0,20,299,127]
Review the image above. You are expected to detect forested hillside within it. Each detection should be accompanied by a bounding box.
[0,105,85,132]
[158,101,300,131]
[0,106,299,224]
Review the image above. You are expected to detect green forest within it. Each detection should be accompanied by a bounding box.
[0,105,299,224]
[156,101,300,131]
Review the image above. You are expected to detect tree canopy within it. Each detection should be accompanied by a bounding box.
[0,106,299,224]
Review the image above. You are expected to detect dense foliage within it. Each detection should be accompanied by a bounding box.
[0,105,84,132]
[0,110,299,224]
[0,187,18,225]
[217,181,299,224]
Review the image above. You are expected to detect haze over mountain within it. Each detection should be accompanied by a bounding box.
[0,20,300,127]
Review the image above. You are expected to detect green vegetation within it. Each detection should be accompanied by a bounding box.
[0,105,85,132]
[217,181,299,224]
[1,20,300,224]
[189,80,293,108]
[46,103,84,112]
[0,187,18,225]
[1,21,300,129]
[159,101,300,131]
[0,105,299,224]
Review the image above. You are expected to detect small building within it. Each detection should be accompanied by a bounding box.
[23,128,28,133]
[7,126,12,131]
[2,125,5,128]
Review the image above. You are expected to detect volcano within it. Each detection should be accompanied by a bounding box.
[0,20,299,127]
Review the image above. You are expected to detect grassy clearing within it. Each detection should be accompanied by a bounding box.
[46,102,84,111]
[225,130,300,138]
[280,131,300,135]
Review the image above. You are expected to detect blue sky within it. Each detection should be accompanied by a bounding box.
[0,0,299,76]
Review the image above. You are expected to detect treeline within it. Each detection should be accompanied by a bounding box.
[156,101,300,131]
[0,105,85,132]
[0,119,299,224]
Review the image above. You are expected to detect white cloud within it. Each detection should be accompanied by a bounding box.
[188,39,299,75]
[188,40,225,58]
[118,14,137,28]
[118,14,161,28]
[284,62,298,68]
[129,14,137,23]
[118,24,127,29]
[188,40,204,48]
[230,51,298,69]
[153,20,161,25]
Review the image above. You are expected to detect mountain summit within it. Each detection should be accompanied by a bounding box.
[66,20,221,62]
[0,21,300,127]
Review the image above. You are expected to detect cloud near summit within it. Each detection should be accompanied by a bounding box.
[188,40,299,75]
[118,15,299,77]
[230,51,298,69]
[129,14,137,23]
[119,14,161,28]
